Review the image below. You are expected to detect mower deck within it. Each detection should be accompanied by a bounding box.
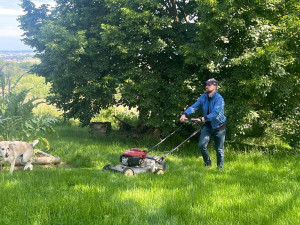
[103,154,166,176]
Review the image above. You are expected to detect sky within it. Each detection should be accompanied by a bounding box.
[0,0,55,51]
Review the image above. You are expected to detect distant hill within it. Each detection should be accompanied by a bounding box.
[0,50,35,61]
[0,50,33,53]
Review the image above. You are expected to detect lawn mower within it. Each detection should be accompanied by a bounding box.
[103,120,201,176]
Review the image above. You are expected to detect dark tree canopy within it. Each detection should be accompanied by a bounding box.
[19,0,300,148]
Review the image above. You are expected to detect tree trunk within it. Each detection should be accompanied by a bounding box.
[170,0,179,22]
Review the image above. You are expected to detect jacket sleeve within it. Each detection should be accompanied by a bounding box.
[184,96,203,116]
[205,96,224,121]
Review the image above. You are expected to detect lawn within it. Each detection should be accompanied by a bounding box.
[0,126,299,225]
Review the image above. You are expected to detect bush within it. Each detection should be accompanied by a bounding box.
[0,89,57,151]
[91,106,139,130]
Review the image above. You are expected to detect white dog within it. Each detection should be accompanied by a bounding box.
[0,140,39,174]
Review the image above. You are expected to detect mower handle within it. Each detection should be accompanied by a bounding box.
[147,118,201,154]
[184,118,201,126]
[160,125,202,161]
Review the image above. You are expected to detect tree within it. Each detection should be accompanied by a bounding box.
[180,0,300,147]
[19,0,204,127]
[19,0,121,125]
[19,0,300,148]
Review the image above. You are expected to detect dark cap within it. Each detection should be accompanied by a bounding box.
[205,78,218,86]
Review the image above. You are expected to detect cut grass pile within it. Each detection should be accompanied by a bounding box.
[0,126,299,225]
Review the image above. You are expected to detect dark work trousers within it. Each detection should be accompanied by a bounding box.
[198,125,226,169]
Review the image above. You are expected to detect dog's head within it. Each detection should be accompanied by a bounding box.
[0,142,11,158]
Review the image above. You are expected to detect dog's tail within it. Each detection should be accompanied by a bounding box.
[32,139,39,147]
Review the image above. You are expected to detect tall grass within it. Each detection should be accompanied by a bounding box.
[0,126,299,225]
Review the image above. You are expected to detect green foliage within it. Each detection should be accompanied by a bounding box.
[0,60,28,98]
[0,62,57,145]
[91,105,139,130]
[14,74,63,119]
[0,90,57,142]
[0,90,36,139]
[14,74,51,99]
[19,1,300,149]
[19,0,119,126]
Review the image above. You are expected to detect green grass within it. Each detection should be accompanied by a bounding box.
[0,126,299,225]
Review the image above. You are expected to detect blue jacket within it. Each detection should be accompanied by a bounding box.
[184,91,226,129]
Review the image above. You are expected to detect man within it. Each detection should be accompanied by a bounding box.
[180,78,226,169]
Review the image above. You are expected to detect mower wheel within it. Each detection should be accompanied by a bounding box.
[103,164,112,170]
[155,169,164,175]
[123,168,134,176]
[161,162,168,171]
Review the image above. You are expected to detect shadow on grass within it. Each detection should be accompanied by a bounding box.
[261,190,300,224]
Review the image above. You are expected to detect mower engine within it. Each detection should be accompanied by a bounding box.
[120,148,147,167]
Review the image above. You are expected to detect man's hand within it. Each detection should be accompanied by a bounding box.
[180,114,187,122]
[191,117,205,122]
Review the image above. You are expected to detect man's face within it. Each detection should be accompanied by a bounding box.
[205,84,217,93]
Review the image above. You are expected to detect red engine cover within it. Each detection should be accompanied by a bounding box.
[122,148,147,159]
